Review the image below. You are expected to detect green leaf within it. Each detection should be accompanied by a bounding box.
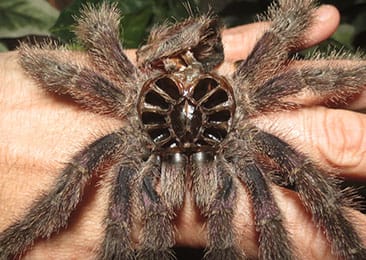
[51,0,200,48]
[0,41,8,52]
[121,7,153,48]
[332,23,355,48]
[0,0,59,38]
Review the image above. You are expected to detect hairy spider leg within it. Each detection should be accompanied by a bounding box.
[19,46,134,117]
[191,154,245,259]
[234,0,316,87]
[250,128,366,259]
[75,3,139,94]
[240,64,366,116]
[134,153,187,260]
[160,154,187,212]
[136,156,176,260]
[220,133,295,259]
[236,159,295,260]
[98,164,136,260]
[0,132,126,259]
[232,0,366,117]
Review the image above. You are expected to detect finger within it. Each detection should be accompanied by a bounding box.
[175,183,366,259]
[222,5,340,61]
[348,91,366,111]
[256,107,366,179]
[270,187,366,260]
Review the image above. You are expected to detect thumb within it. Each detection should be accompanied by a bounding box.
[260,107,366,178]
[222,5,340,61]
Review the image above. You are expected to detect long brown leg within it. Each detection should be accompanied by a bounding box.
[98,165,137,260]
[233,0,316,86]
[19,45,135,117]
[242,65,366,115]
[160,154,186,212]
[232,0,366,117]
[250,128,366,259]
[192,154,244,259]
[0,131,126,259]
[75,3,138,85]
[235,157,295,260]
[137,156,176,260]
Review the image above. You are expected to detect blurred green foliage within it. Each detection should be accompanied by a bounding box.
[0,0,59,50]
[0,0,59,37]
[50,0,200,48]
[0,0,365,52]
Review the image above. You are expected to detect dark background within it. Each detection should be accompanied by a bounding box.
[0,0,366,50]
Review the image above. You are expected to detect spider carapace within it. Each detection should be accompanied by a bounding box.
[137,51,236,162]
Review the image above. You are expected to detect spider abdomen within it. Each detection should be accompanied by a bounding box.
[138,73,235,154]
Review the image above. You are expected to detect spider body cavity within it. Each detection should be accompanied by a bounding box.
[138,50,235,158]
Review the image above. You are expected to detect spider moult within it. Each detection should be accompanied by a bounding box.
[1,0,366,259]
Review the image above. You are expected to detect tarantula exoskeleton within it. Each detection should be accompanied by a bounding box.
[1,0,366,259]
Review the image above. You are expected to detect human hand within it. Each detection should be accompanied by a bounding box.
[0,4,365,259]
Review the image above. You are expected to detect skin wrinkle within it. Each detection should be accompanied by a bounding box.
[1,4,365,259]
[309,108,366,175]
[257,107,366,178]
[1,96,121,177]
[320,109,366,173]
